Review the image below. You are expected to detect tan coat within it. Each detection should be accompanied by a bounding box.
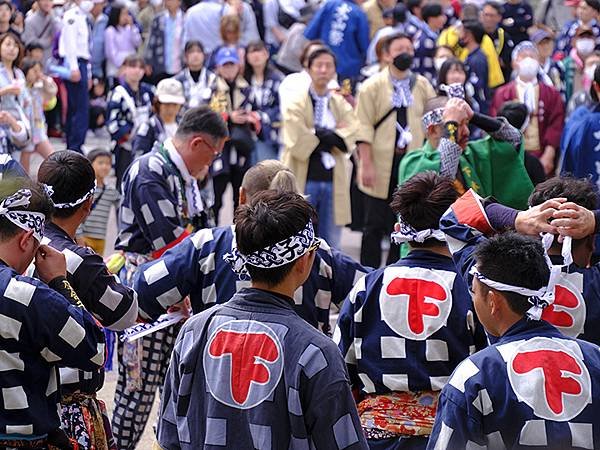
[362,0,385,40]
[355,67,435,199]
[210,75,250,113]
[281,91,359,226]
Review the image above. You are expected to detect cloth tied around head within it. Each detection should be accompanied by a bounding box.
[223,219,320,279]
[0,189,45,242]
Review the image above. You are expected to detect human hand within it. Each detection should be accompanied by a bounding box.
[70,69,81,83]
[360,157,376,188]
[442,97,470,124]
[514,198,566,235]
[552,202,596,239]
[230,110,248,124]
[539,146,556,176]
[0,83,21,97]
[35,245,67,283]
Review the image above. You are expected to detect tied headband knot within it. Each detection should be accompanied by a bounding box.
[0,189,45,242]
[223,220,318,279]
[51,180,97,209]
[391,217,446,244]
[439,83,466,99]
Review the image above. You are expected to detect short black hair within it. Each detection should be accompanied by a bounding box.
[107,4,124,29]
[529,176,598,211]
[0,0,12,11]
[437,57,466,87]
[463,20,486,44]
[422,3,443,23]
[37,151,96,219]
[497,101,529,129]
[20,57,42,77]
[0,178,54,241]
[592,64,600,102]
[87,148,112,163]
[234,190,317,286]
[184,40,205,54]
[475,232,550,316]
[406,0,423,14]
[25,40,44,53]
[392,3,407,23]
[175,106,229,141]
[391,171,457,245]
[584,0,600,13]
[382,32,413,54]
[307,47,336,69]
[483,1,503,15]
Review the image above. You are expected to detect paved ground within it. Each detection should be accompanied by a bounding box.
[30,134,368,448]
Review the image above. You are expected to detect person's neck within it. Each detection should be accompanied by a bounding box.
[253,66,266,83]
[0,243,25,273]
[126,79,140,91]
[167,7,178,17]
[0,22,9,33]
[466,41,478,52]
[389,65,409,80]
[408,244,451,257]
[495,314,523,338]
[518,75,536,84]
[1,60,13,73]
[484,24,496,34]
[189,66,202,73]
[251,281,296,300]
[160,113,177,124]
[429,135,441,149]
[311,83,328,96]
[51,217,81,240]
[96,176,105,187]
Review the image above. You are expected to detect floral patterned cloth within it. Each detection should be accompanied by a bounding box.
[60,392,116,450]
[357,391,439,438]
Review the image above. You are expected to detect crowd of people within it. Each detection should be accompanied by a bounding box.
[2,0,600,448]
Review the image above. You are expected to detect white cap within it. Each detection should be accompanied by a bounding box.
[156,78,185,105]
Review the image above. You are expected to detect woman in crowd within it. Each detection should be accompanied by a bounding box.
[207,14,245,71]
[0,32,30,156]
[243,40,283,162]
[104,5,142,85]
[174,41,217,113]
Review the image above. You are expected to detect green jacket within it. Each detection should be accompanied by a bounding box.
[399,136,534,210]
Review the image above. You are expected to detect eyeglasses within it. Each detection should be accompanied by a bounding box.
[308,238,321,253]
[201,137,223,156]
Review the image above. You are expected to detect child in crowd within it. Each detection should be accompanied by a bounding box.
[133,77,185,156]
[89,77,108,134]
[106,54,154,187]
[20,57,55,173]
[79,148,121,255]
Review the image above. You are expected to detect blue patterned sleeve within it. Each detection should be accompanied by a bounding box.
[328,245,371,306]
[133,231,210,320]
[132,119,158,155]
[157,328,183,449]
[106,90,133,142]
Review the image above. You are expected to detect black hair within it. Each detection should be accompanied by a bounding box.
[25,40,44,53]
[0,0,11,12]
[591,64,600,102]
[497,101,529,129]
[184,40,205,54]
[483,1,503,15]
[87,148,112,163]
[37,151,96,219]
[243,40,279,83]
[406,0,423,14]
[382,32,413,54]
[474,232,550,316]
[390,171,457,246]
[392,3,407,23]
[107,5,124,29]
[584,0,600,13]
[234,190,317,286]
[437,57,466,86]
[0,178,54,241]
[422,3,443,23]
[463,20,486,44]
[20,57,42,77]
[175,106,229,140]
[306,47,336,69]
[529,176,598,211]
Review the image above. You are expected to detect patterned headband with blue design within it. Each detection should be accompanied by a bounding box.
[224,219,317,278]
[0,189,46,242]
[391,216,446,244]
[422,107,444,128]
[439,83,466,99]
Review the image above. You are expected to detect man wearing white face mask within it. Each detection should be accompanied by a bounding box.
[491,41,564,176]
[563,26,598,102]
[59,0,93,152]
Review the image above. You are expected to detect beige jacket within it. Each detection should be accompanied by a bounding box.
[362,0,385,40]
[281,91,359,226]
[355,67,435,199]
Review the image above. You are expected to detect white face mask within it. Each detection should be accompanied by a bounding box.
[585,64,597,81]
[518,57,540,81]
[434,57,447,72]
[576,38,596,56]
[150,0,163,7]
[80,0,93,13]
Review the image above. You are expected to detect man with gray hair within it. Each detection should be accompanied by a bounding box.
[111,105,228,449]
[490,40,564,176]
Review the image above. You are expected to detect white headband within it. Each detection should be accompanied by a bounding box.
[52,180,96,209]
[391,217,446,244]
[223,219,318,278]
[469,233,573,320]
[0,189,45,242]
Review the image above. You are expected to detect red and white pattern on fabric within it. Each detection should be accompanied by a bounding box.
[541,272,586,338]
[507,337,592,421]
[450,189,494,235]
[204,320,284,409]
[379,266,455,341]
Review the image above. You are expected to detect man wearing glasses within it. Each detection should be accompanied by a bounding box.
[112,105,228,449]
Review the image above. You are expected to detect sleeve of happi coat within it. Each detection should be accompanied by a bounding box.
[132,119,157,155]
[71,250,138,331]
[157,324,183,450]
[106,89,133,142]
[439,189,495,288]
[130,179,190,258]
[33,282,106,371]
[329,246,371,306]
[333,275,367,390]
[133,230,209,320]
